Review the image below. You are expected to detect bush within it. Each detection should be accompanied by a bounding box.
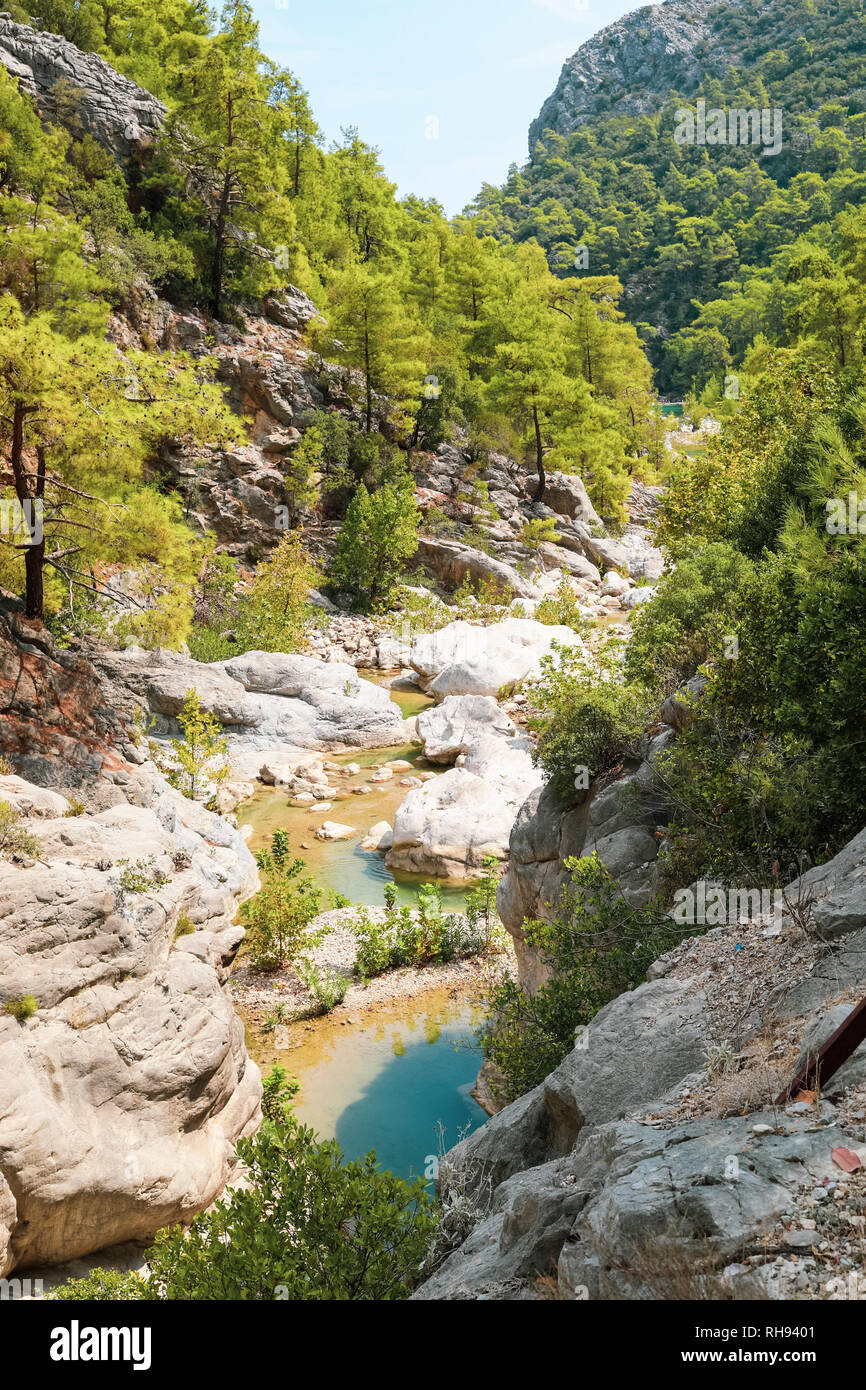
[145,1115,435,1300]
[155,689,230,804]
[0,799,41,860]
[241,831,324,970]
[49,1270,150,1301]
[477,856,694,1103]
[529,640,651,794]
[349,882,486,979]
[520,517,558,550]
[3,994,38,1022]
[297,959,349,1014]
[623,543,753,696]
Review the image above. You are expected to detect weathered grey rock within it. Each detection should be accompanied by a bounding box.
[415,1110,863,1301]
[415,536,540,600]
[498,761,666,989]
[411,618,582,701]
[0,775,70,817]
[530,0,725,147]
[537,542,602,584]
[786,827,866,941]
[0,776,260,1275]
[96,646,411,753]
[416,695,515,764]
[533,471,602,527]
[387,735,543,879]
[0,15,166,167]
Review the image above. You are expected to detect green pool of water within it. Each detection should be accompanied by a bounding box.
[238,743,468,912]
[245,992,484,1182]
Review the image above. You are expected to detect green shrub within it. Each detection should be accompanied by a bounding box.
[0,799,41,860]
[174,913,196,940]
[529,640,651,794]
[145,1115,435,1300]
[49,1270,150,1301]
[520,517,558,550]
[241,831,324,970]
[298,959,350,1014]
[623,543,753,696]
[3,994,38,1022]
[478,856,695,1103]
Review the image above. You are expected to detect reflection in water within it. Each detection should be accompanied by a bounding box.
[244,992,484,1182]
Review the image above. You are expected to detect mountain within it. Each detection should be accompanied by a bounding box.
[531,0,866,149]
[468,0,866,391]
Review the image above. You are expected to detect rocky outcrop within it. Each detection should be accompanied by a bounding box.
[0,768,260,1275]
[387,732,543,880]
[497,729,673,990]
[416,695,516,764]
[414,821,866,1298]
[530,0,732,149]
[415,536,540,600]
[410,617,582,702]
[0,13,166,167]
[0,599,128,789]
[92,646,413,760]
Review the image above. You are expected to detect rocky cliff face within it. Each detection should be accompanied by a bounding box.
[0,600,129,789]
[529,0,742,149]
[416,826,866,1300]
[0,12,165,166]
[0,762,260,1276]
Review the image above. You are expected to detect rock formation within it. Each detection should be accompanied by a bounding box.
[0,12,166,166]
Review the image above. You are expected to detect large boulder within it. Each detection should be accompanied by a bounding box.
[387,734,543,879]
[410,618,582,701]
[0,775,260,1275]
[415,537,540,600]
[533,471,602,528]
[416,695,516,764]
[95,647,412,754]
[0,15,166,168]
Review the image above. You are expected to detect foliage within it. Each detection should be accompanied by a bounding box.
[3,994,38,1022]
[48,1269,150,1301]
[520,517,559,550]
[241,831,324,970]
[529,638,651,794]
[349,881,486,980]
[623,543,753,695]
[330,476,421,611]
[478,856,694,1102]
[145,1112,435,1300]
[0,799,41,860]
[297,959,350,1015]
[159,689,230,803]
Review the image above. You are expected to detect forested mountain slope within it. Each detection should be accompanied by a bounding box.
[470,0,866,392]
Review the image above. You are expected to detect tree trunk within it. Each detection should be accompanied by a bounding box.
[363,308,372,433]
[532,403,546,506]
[10,405,44,620]
[211,171,232,321]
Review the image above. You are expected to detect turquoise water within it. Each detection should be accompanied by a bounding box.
[247,995,485,1182]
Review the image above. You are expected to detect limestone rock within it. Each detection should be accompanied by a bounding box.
[416,695,516,764]
[0,775,260,1275]
[0,15,166,167]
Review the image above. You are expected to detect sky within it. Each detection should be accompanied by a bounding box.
[253,0,643,216]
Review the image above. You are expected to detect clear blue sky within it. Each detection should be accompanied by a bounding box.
[253,0,640,216]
